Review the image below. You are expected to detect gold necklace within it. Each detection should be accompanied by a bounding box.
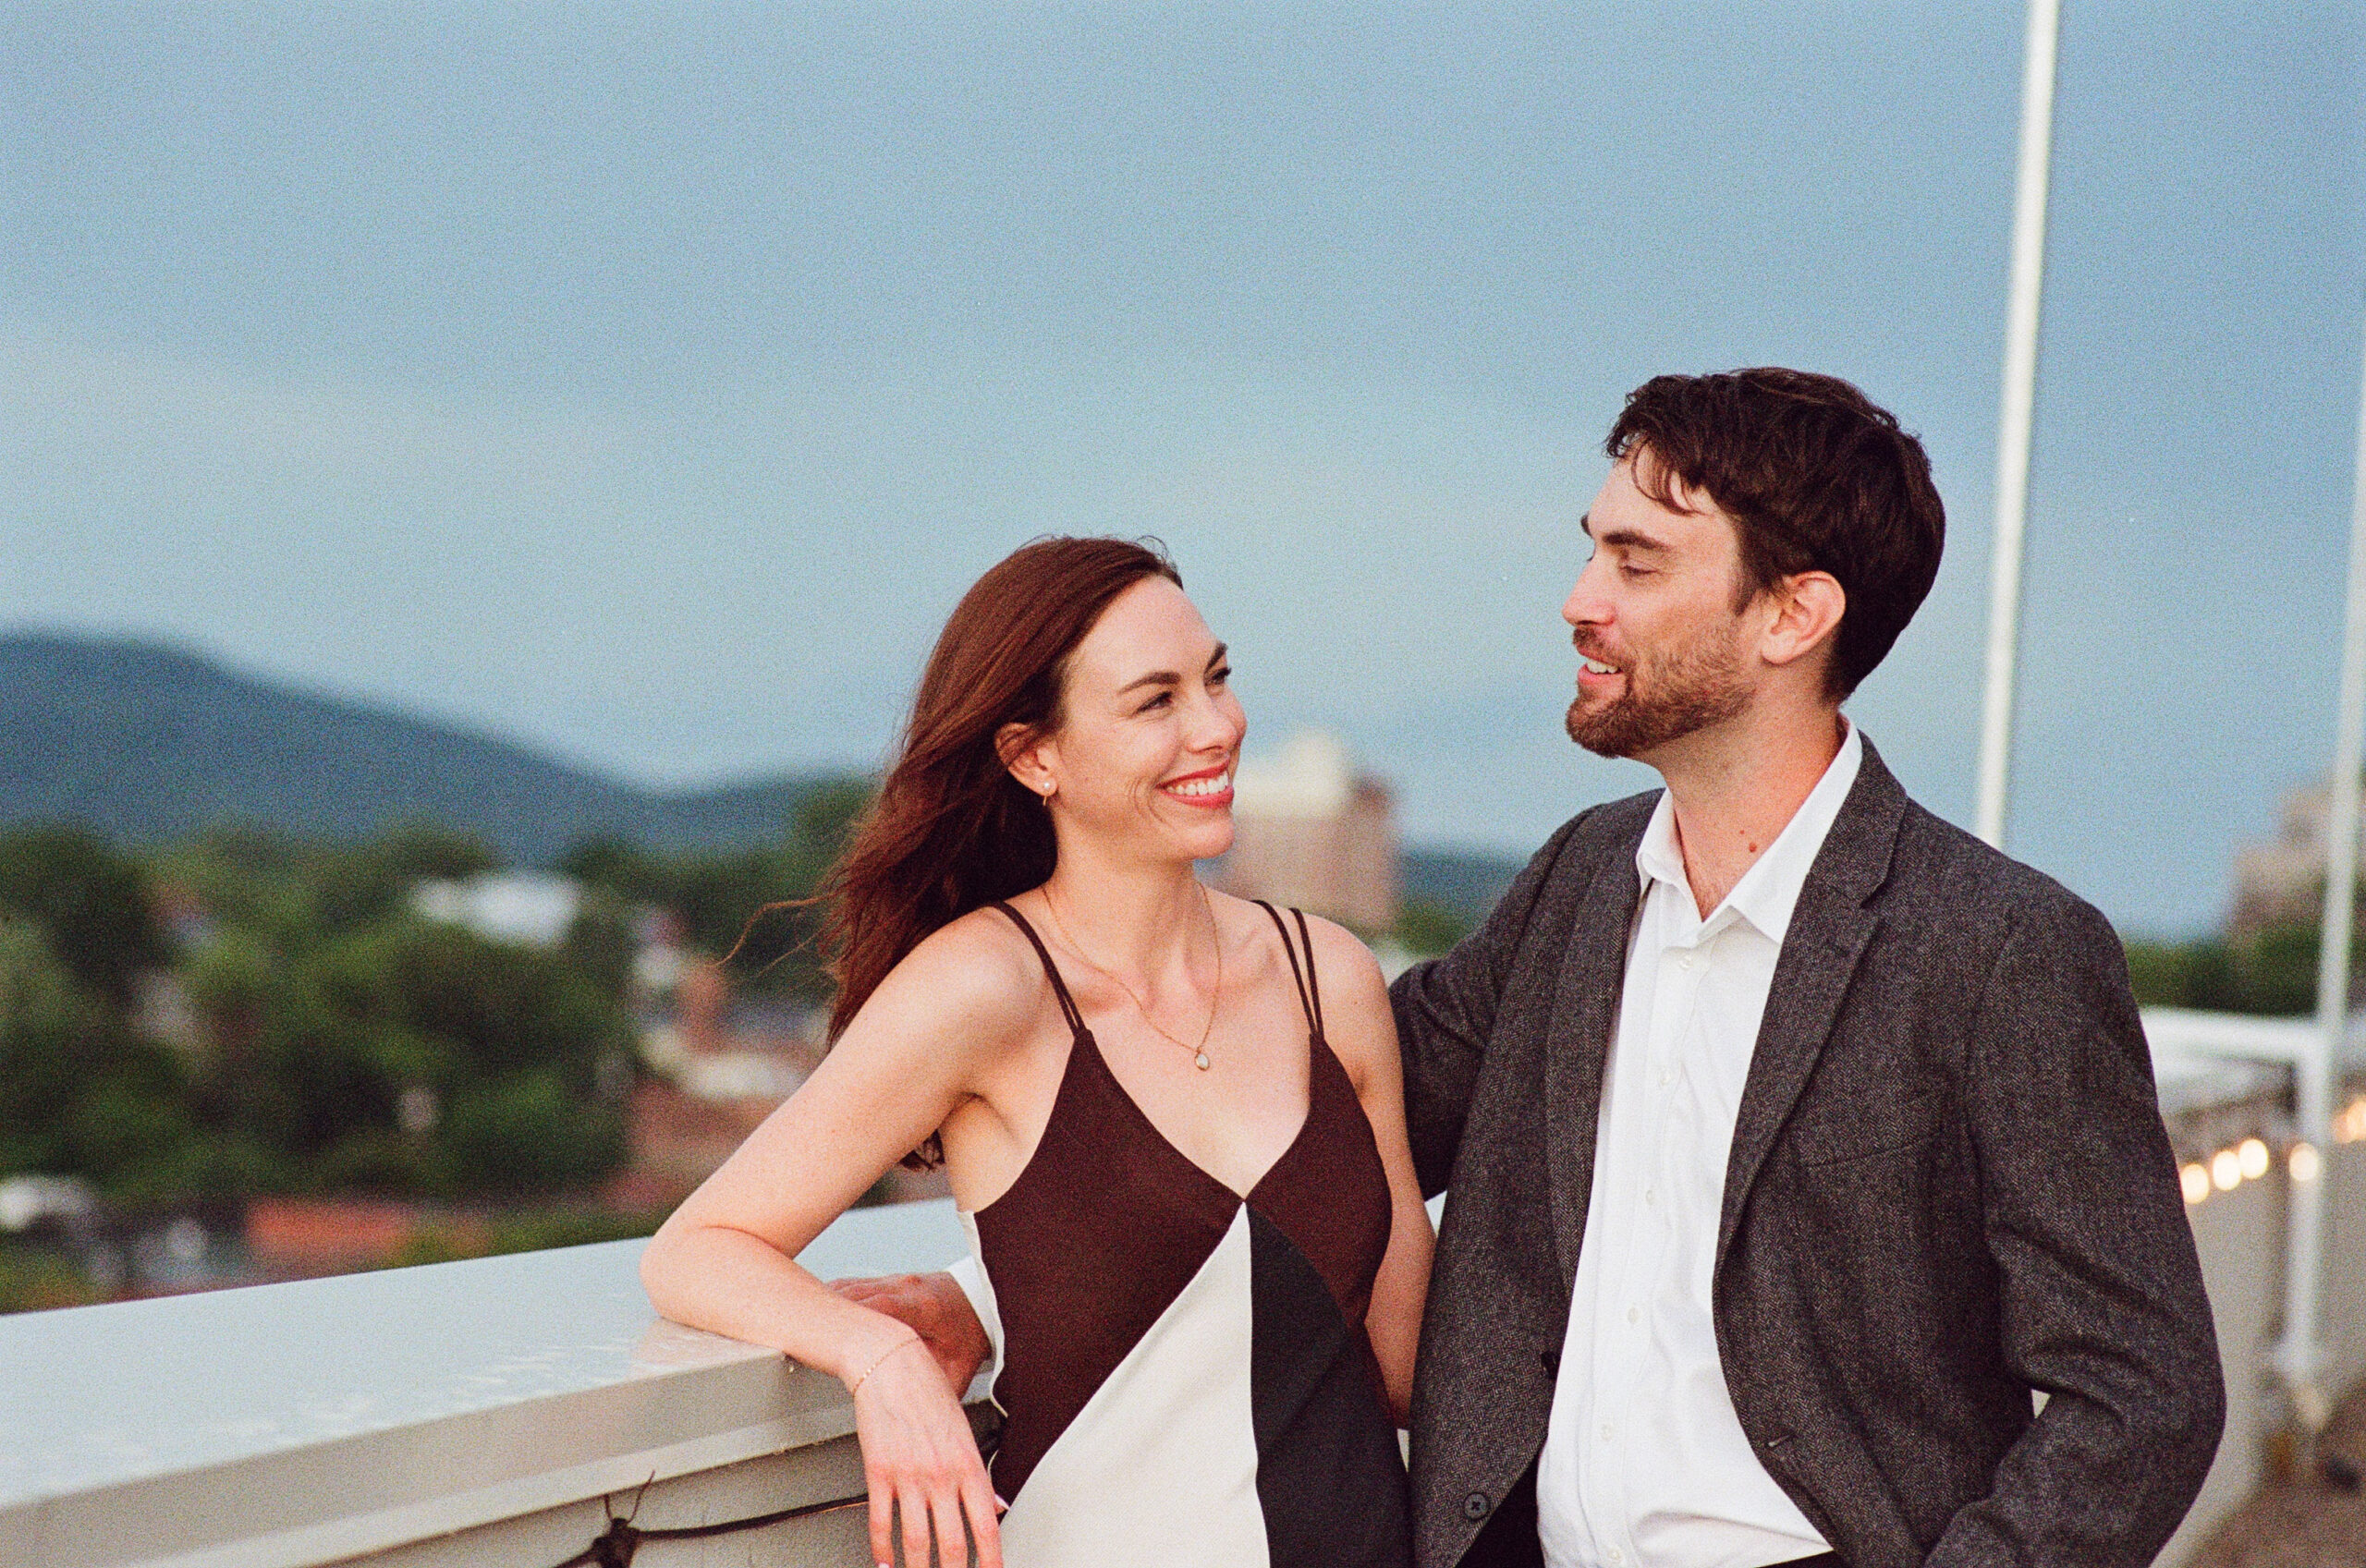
[1042,882,1223,1071]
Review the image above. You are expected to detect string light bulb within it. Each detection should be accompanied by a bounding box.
[2180,1162,2211,1205]
[2238,1137,2270,1180]
[2338,1098,2366,1144]
[2211,1149,2242,1192]
[2291,1143,2323,1185]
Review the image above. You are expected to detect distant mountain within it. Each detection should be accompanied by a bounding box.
[0,635,835,864]
[0,635,1540,900]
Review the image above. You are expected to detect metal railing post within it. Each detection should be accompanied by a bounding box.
[2277,299,2366,1436]
[1974,0,2063,850]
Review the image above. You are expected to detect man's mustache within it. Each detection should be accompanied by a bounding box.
[1571,631,1628,668]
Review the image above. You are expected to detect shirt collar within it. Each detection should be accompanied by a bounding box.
[1633,722,1864,942]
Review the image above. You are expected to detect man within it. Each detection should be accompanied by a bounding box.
[1392,368,2219,1568]
[849,368,2224,1567]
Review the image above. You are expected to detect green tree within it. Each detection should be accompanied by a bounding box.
[1396,898,1472,958]
[153,825,323,952]
[0,918,99,1173]
[312,822,503,933]
[0,917,200,1193]
[561,888,639,1003]
[223,918,636,1195]
[440,1073,628,1196]
[2122,922,2351,1015]
[558,775,874,1003]
[0,827,170,1004]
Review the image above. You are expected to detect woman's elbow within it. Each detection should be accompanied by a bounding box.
[638,1217,703,1319]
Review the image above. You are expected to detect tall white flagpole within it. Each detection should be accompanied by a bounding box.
[1974,0,2063,850]
[2278,301,2366,1437]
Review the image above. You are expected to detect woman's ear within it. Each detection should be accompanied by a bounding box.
[997,722,1058,799]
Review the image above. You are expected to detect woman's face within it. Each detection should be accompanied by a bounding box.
[1018,577,1246,867]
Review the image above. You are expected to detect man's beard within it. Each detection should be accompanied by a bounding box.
[1565,624,1752,759]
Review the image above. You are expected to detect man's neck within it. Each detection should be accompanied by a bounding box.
[1649,703,1848,918]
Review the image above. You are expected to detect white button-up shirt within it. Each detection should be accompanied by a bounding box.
[1536,723,1862,1568]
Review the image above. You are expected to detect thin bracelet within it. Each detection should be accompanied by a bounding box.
[848,1333,923,1397]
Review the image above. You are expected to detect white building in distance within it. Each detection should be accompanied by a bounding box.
[409,871,583,949]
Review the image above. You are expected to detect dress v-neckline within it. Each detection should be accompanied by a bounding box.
[972,897,1346,1218]
[1071,1025,1319,1206]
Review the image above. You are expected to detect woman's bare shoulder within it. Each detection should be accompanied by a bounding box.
[846,904,1056,1059]
[1208,892,1388,1016]
[1286,910,1396,1080]
[1297,910,1386,987]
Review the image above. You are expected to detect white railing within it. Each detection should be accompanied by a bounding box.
[3,1016,2360,1568]
[0,1199,979,1568]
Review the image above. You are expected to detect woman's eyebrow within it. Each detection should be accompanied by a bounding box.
[1116,668,1181,695]
[1116,643,1229,696]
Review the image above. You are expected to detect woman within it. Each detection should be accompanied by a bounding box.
[640,537,1433,1568]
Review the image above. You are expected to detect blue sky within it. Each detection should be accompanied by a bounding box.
[5,2,2362,933]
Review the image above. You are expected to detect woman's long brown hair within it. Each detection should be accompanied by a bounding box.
[817,537,1182,1163]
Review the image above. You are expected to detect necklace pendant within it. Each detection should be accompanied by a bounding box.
[1194,1051,1212,1071]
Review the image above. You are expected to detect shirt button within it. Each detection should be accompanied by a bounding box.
[1462,1491,1490,1521]
[1608,1550,1626,1565]
[1643,1187,1656,1206]
[1678,954,1694,970]
[1599,1421,1615,1441]
[1627,1306,1640,1325]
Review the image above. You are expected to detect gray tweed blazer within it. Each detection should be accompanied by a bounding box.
[1390,741,2224,1568]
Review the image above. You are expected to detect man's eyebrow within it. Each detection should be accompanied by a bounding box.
[1595,526,1668,553]
[1205,642,1229,670]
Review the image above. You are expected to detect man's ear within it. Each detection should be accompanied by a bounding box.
[1761,571,1847,674]
[997,722,1058,798]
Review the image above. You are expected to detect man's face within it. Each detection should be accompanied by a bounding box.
[1562,453,1758,760]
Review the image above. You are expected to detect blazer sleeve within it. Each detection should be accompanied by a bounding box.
[1388,810,1588,1197]
[1928,893,2226,1567]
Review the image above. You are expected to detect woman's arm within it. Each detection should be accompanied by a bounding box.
[639,913,1036,1568]
[1308,918,1435,1428]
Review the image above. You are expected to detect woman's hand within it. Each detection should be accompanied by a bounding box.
[848,1331,1005,1568]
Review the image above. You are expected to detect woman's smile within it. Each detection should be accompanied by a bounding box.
[1160,762,1235,808]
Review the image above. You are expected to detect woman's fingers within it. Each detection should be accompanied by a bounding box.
[866,1464,896,1568]
[963,1472,1006,1568]
[929,1489,969,1568]
[849,1330,1000,1566]
[900,1481,934,1568]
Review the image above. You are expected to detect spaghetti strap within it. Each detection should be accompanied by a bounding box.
[1291,906,1325,1039]
[994,900,1088,1039]
[1251,899,1323,1039]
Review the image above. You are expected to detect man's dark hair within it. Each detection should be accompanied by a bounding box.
[1606,367,1945,698]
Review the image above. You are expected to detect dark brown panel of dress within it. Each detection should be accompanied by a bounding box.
[972,1026,1240,1502]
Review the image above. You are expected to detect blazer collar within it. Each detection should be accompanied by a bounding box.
[1714,737,1909,1269]
[1542,813,1647,1287]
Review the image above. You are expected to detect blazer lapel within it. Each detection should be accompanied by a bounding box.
[1543,822,1647,1286]
[1715,744,1908,1272]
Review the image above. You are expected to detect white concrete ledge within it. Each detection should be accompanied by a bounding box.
[0,1198,971,1568]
